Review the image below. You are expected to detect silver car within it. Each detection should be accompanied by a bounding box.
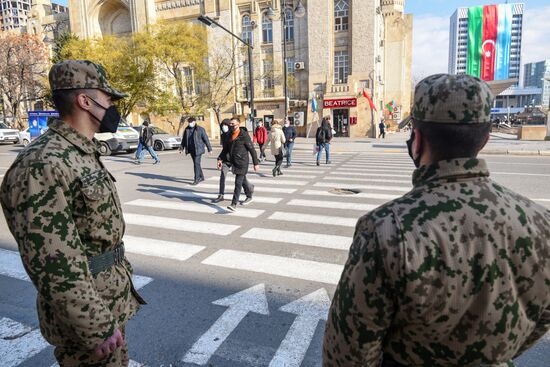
[132,126,182,151]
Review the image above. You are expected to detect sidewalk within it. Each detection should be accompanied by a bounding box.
[294,131,550,156]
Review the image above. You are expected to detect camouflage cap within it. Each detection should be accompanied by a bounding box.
[48,60,127,100]
[399,73,494,128]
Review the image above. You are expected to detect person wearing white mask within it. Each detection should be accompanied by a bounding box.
[213,119,232,203]
[180,117,212,185]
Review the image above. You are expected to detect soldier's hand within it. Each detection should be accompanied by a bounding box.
[94,328,124,358]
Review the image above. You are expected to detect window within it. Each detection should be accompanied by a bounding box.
[263,60,274,96]
[334,0,349,31]
[284,8,294,41]
[182,67,194,95]
[286,57,296,75]
[262,12,273,44]
[334,50,349,84]
[241,15,253,45]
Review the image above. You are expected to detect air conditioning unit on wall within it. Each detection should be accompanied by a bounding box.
[294,62,305,71]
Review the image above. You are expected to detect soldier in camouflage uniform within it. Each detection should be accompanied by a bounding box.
[323,74,550,367]
[0,60,146,366]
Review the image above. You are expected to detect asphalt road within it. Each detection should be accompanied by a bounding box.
[0,140,549,367]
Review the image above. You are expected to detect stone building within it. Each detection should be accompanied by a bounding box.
[31,0,413,138]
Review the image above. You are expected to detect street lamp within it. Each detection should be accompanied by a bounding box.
[266,1,306,124]
[198,15,255,132]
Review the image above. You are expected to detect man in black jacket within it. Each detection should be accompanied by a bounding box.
[282,119,297,167]
[180,117,212,185]
[217,117,259,212]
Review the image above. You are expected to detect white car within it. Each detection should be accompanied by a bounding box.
[0,122,20,144]
[19,128,31,146]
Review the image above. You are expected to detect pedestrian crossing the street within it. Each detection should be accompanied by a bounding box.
[3,151,549,366]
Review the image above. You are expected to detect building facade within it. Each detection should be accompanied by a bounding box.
[524,60,550,109]
[46,0,411,138]
[1,0,66,32]
[448,3,523,81]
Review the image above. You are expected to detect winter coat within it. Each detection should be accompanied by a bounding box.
[315,122,333,145]
[269,125,286,156]
[379,122,386,132]
[141,126,154,146]
[253,126,268,145]
[181,125,212,156]
[218,129,259,175]
[282,125,297,146]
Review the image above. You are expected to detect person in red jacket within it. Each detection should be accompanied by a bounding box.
[253,121,268,162]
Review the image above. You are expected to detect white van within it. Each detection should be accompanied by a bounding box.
[95,119,140,156]
[0,122,20,144]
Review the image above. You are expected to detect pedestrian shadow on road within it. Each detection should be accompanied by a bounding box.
[135,183,235,214]
[126,172,195,185]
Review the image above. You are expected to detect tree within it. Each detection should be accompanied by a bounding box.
[142,21,209,134]
[204,45,238,124]
[0,33,49,128]
[51,32,79,64]
[59,35,159,118]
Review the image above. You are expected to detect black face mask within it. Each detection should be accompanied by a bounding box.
[406,131,422,168]
[230,125,239,132]
[86,96,121,134]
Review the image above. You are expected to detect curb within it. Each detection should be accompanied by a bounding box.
[481,149,550,156]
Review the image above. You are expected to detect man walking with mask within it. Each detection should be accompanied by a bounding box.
[137,120,160,164]
[218,117,259,212]
[180,117,212,185]
[0,60,146,366]
[213,119,231,203]
[323,74,550,366]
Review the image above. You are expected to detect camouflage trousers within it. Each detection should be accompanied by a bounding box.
[54,327,129,367]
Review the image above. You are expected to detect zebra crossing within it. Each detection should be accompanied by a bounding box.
[2,150,549,366]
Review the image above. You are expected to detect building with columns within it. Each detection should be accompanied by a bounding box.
[30,0,413,138]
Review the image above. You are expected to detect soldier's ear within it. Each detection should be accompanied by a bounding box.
[413,128,423,157]
[75,93,93,112]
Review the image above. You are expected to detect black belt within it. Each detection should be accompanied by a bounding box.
[88,243,125,276]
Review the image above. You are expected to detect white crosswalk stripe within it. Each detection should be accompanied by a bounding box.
[314,182,411,192]
[155,189,283,204]
[202,250,343,284]
[269,211,357,227]
[125,198,265,218]
[331,171,411,178]
[242,228,351,250]
[287,199,377,211]
[301,189,400,201]
[197,183,297,194]
[125,213,240,235]
[335,167,412,173]
[342,163,413,168]
[207,177,310,186]
[322,176,411,184]
[125,235,205,262]
[250,173,317,178]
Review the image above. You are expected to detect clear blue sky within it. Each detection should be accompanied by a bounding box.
[405,0,545,17]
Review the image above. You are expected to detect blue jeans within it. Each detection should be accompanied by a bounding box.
[135,142,143,160]
[139,145,159,162]
[285,142,294,165]
[316,143,330,163]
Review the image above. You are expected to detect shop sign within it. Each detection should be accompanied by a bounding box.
[322,98,357,109]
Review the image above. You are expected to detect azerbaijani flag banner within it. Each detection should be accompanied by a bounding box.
[467,4,513,81]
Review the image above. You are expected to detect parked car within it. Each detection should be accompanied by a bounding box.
[18,128,31,146]
[95,119,140,156]
[131,125,181,151]
[0,122,20,145]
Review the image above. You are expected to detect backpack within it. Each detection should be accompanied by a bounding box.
[316,128,325,143]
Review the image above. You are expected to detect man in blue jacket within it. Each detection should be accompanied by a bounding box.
[180,117,212,185]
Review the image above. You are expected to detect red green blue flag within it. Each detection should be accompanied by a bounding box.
[467,4,513,81]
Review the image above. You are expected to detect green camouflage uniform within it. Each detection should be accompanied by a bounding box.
[0,60,145,367]
[323,74,550,367]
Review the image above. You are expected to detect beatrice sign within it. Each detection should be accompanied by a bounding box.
[322,98,357,109]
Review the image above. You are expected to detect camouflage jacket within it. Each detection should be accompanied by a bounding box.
[323,158,550,367]
[0,119,144,350]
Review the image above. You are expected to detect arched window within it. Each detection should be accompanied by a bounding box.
[242,15,253,45]
[284,8,294,42]
[334,0,349,31]
[262,12,273,44]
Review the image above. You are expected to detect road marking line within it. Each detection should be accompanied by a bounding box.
[269,211,357,227]
[493,172,550,177]
[207,177,309,186]
[332,171,411,178]
[534,198,550,202]
[250,173,317,179]
[323,177,410,184]
[242,228,351,250]
[124,235,205,261]
[125,199,264,218]
[157,189,283,204]
[302,189,400,201]
[288,199,377,211]
[335,167,412,173]
[202,250,344,284]
[125,213,240,235]
[0,248,153,290]
[198,183,297,194]
[314,182,411,192]
[0,317,50,367]
[343,163,413,168]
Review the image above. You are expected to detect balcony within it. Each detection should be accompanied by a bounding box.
[331,84,350,94]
